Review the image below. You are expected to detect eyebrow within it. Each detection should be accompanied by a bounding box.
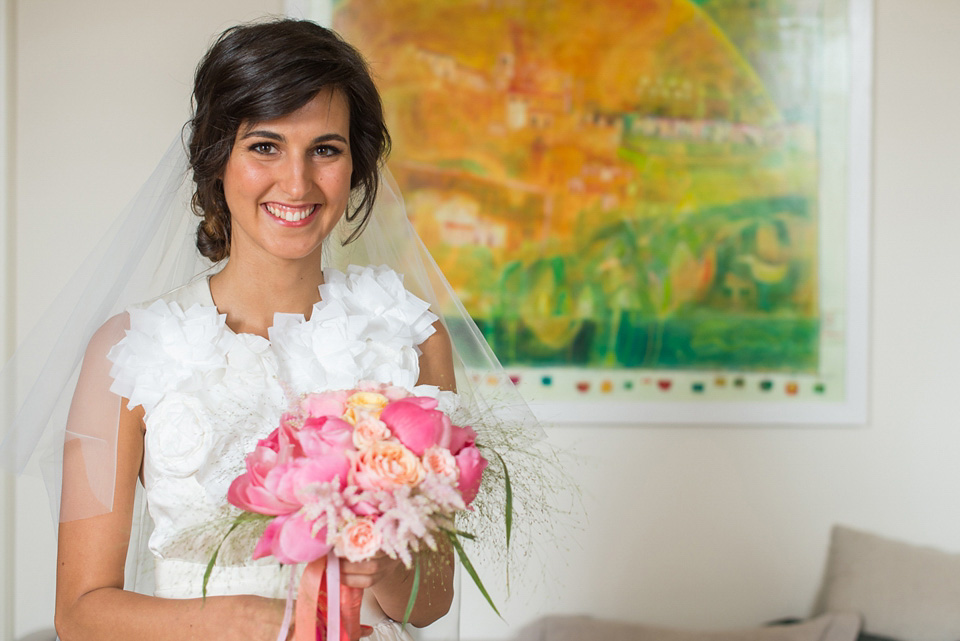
[240,130,348,145]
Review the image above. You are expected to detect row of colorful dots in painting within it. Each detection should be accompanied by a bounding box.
[477,373,828,396]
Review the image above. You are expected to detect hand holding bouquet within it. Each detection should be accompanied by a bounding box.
[215,382,498,641]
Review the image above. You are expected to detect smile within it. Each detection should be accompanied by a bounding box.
[263,202,318,223]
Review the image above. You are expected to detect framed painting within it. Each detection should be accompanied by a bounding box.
[289,0,872,425]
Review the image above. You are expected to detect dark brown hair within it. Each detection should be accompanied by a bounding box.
[188,18,391,261]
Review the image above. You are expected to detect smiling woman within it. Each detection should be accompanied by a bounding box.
[47,18,457,641]
[1,9,547,641]
[220,89,354,274]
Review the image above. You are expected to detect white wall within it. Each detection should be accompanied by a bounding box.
[462,0,960,637]
[7,2,280,638]
[6,0,960,639]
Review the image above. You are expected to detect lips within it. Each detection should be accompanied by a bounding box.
[263,202,318,223]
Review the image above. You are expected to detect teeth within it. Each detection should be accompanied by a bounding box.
[265,203,316,222]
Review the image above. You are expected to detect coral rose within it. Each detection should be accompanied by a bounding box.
[335,518,382,562]
[423,445,459,482]
[352,417,391,449]
[352,441,425,490]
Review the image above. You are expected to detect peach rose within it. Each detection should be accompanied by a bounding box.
[352,441,425,490]
[353,416,392,449]
[423,445,459,482]
[335,518,382,562]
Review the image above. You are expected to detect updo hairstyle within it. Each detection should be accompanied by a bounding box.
[188,19,391,261]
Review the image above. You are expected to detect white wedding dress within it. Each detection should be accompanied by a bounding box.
[107,264,457,641]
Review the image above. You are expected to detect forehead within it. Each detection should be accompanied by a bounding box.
[238,87,350,137]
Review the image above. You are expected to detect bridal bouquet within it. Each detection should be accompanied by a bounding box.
[211,382,502,641]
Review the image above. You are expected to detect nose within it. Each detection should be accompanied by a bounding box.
[278,155,312,200]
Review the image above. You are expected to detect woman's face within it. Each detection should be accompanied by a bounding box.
[222,87,353,265]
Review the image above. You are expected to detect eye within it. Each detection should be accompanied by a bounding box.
[248,142,277,155]
[313,145,343,158]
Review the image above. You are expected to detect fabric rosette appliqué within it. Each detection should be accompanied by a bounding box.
[213,381,502,641]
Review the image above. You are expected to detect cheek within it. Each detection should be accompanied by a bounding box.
[223,162,271,204]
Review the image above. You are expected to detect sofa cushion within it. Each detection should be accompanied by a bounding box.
[513,613,860,641]
[812,525,960,641]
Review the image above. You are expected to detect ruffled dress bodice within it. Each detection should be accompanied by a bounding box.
[107,265,451,639]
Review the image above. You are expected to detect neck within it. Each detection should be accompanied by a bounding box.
[209,249,325,338]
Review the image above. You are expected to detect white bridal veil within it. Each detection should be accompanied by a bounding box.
[0,129,543,637]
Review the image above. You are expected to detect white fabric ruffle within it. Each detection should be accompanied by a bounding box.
[105,264,452,611]
[270,265,437,394]
[107,300,234,414]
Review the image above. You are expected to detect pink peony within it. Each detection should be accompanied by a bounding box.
[380,399,451,456]
[300,390,350,419]
[298,416,354,457]
[447,424,477,455]
[228,450,350,515]
[455,445,488,505]
[368,381,413,401]
[228,446,299,515]
[253,512,332,564]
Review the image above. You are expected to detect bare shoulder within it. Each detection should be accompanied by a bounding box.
[417,320,456,392]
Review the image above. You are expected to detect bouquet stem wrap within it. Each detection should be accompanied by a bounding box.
[294,550,363,641]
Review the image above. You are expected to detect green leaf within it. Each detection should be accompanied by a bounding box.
[401,555,422,631]
[440,527,477,541]
[446,532,502,619]
[202,515,245,599]
[492,451,513,549]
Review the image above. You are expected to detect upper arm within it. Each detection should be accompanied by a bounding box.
[417,320,456,393]
[57,403,144,601]
[56,315,145,617]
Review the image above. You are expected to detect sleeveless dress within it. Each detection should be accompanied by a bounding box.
[106,264,456,641]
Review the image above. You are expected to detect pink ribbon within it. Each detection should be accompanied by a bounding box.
[294,552,364,641]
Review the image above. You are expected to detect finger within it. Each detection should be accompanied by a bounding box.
[341,572,377,590]
[359,624,374,638]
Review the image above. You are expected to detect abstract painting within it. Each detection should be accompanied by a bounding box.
[319,0,871,424]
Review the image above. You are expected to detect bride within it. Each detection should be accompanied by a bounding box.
[51,18,460,641]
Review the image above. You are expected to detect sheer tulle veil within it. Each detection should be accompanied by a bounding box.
[0,129,541,638]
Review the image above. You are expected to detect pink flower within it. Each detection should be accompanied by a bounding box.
[352,417,391,449]
[253,512,332,564]
[394,396,438,410]
[228,450,349,515]
[300,390,349,419]
[227,447,299,515]
[358,380,411,401]
[448,425,477,455]
[352,441,425,490]
[423,445,459,482]
[298,416,354,457]
[335,518,382,562]
[380,400,451,456]
[455,445,488,505]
